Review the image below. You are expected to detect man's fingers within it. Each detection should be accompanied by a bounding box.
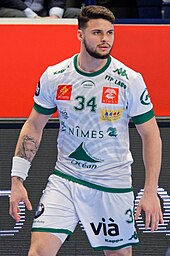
[25,197,33,211]
[10,196,32,222]
[159,209,164,224]
[145,211,151,230]
[146,209,164,232]
[9,202,21,222]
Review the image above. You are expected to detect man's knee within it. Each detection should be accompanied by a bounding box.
[104,246,132,256]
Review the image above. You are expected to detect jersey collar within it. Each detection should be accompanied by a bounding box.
[73,54,111,77]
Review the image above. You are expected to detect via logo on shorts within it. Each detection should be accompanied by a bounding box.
[90,217,119,237]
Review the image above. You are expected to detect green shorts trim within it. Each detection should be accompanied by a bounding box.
[32,227,72,235]
[93,242,140,251]
[53,169,133,193]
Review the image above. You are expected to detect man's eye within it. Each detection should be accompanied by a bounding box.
[93,31,100,35]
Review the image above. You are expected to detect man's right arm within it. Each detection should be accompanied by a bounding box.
[10,108,51,222]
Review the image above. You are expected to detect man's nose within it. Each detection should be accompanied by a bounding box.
[101,34,109,42]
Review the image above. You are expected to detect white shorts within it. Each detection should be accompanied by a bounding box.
[32,174,139,250]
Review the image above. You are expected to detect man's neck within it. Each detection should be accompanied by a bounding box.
[77,53,108,73]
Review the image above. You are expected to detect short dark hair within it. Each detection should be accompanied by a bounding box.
[78,5,115,29]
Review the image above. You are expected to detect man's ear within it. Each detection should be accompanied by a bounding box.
[77,30,84,41]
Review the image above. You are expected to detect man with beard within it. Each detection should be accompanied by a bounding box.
[10,5,163,256]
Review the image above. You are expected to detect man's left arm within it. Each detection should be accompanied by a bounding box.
[135,116,164,232]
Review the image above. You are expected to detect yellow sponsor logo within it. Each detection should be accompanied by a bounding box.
[100,109,123,122]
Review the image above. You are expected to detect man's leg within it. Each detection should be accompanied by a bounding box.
[28,232,62,256]
[104,246,132,256]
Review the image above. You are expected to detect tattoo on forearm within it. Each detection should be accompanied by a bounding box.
[16,135,39,162]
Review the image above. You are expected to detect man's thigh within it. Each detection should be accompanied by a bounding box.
[28,232,62,256]
[104,246,132,256]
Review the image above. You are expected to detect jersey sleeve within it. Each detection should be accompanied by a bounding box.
[127,73,154,124]
[33,68,57,115]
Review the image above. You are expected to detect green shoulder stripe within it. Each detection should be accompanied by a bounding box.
[132,109,154,125]
[34,102,57,115]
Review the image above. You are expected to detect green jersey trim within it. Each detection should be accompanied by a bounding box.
[34,102,57,115]
[74,54,111,77]
[32,228,72,235]
[53,170,133,193]
[132,109,154,125]
[93,242,139,251]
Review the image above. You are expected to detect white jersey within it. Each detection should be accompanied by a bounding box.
[34,54,154,190]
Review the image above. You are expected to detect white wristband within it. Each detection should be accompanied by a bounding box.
[11,156,31,181]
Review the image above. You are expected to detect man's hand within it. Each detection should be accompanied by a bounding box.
[9,177,32,222]
[135,192,164,232]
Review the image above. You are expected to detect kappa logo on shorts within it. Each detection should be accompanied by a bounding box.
[90,218,119,237]
[102,87,119,104]
[56,85,72,100]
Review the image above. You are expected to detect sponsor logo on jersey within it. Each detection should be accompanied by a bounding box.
[105,75,127,89]
[69,125,104,139]
[107,127,118,137]
[90,218,119,237]
[59,109,69,119]
[114,79,127,89]
[113,68,129,80]
[140,88,151,105]
[53,68,66,75]
[105,74,114,82]
[100,109,123,122]
[102,87,119,104]
[61,121,67,131]
[68,142,103,169]
[81,80,95,88]
[56,85,72,100]
[35,81,40,96]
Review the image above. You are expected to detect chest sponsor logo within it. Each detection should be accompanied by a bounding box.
[102,87,119,104]
[140,88,151,105]
[107,127,118,137]
[56,85,72,100]
[81,80,95,88]
[68,142,103,169]
[105,75,127,89]
[100,109,123,122]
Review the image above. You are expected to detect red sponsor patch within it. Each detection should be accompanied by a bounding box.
[102,87,119,104]
[56,85,72,100]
